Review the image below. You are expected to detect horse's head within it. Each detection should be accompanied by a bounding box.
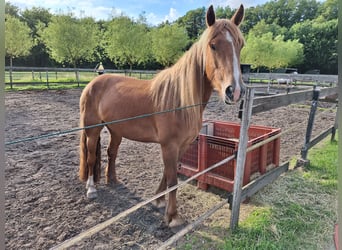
[204,5,245,104]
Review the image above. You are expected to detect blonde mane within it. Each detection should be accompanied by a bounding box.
[150,19,243,128]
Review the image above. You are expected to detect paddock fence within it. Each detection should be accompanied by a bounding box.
[5,66,338,90]
[5,76,338,249]
[4,66,157,89]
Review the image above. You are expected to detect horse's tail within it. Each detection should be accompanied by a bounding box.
[94,136,101,183]
[79,86,102,183]
[79,129,88,182]
[79,124,102,183]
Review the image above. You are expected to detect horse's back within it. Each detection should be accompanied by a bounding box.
[80,74,157,133]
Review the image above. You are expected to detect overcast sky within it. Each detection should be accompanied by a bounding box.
[7,0,270,25]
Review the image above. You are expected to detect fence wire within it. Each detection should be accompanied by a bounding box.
[5,99,219,146]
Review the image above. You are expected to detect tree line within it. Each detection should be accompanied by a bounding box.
[5,0,337,74]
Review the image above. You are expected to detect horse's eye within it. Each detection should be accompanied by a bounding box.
[210,43,216,51]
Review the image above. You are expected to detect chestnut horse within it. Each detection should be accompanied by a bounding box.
[79,5,245,227]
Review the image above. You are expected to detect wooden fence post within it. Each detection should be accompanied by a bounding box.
[331,106,339,141]
[46,70,49,89]
[75,71,80,87]
[230,87,254,230]
[298,87,320,164]
[9,66,13,89]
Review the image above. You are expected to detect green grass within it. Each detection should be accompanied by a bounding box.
[221,136,338,250]
[177,136,337,250]
[5,83,88,91]
[5,70,155,91]
[304,141,338,193]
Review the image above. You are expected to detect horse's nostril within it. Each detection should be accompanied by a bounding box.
[226,86,233,99]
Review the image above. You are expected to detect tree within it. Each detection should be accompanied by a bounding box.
[176,7,205,42]
[40,15,100,68]
[262,0,321,28]
[241,32,274,71]
[318,0,338,20]
[21,7,52,66]
[289,18,337,74]
[104,16,151,71]
[214,6,234,20]
[247,19,287,38]
[241,31,303,71]
[5,2,20,18]
[271,35,304,69]
[5,15,35,67]
[151,23,189,67]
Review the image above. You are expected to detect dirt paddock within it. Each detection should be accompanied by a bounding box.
[5,88,336,249]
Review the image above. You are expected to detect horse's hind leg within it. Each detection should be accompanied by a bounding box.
[105,129,122,186]
[85,128,102,199]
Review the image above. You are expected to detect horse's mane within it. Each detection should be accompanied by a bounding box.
[150,19,243,128]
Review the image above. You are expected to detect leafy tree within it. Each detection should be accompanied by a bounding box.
[40,15,100,68]
[289,18,337,74]
[247,19,287,38]
[5,2,20,18]
[241,32,303,71]
[176,7,205,42]
[241,32,274,72]
[5,15,35,67]
[151,23,189,67]
[262,0,321,28]
[317,0,338,20]
[271,35,304,69]
[21,7,52,66]
[240,6,259,34]
[214,6,234,19]
[104,16,151,71]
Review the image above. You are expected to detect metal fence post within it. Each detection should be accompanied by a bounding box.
[230,87,254,230]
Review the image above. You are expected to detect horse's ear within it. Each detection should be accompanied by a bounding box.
[206,5,215,27]
[231,4,244,26]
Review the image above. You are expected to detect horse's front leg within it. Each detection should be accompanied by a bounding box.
[154,171,167,208]
[155,142,190,209]
[86,175,97,198]
[161,144,184,228]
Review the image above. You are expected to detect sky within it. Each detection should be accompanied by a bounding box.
[7,0,269,25]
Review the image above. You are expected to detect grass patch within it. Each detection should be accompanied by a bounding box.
[221,137,337,249]
[5,83,88,91]
[5,70,156,91]
[303,139,338,192]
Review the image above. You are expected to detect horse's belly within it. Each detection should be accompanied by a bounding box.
[108,120,159,143]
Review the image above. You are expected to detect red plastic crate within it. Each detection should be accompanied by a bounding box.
[178,120,281,192]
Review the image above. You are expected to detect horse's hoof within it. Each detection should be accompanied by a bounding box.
[87,188,97,199]
[168,215,185,233]
[167,215,185,228]
[106,178,120,186]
